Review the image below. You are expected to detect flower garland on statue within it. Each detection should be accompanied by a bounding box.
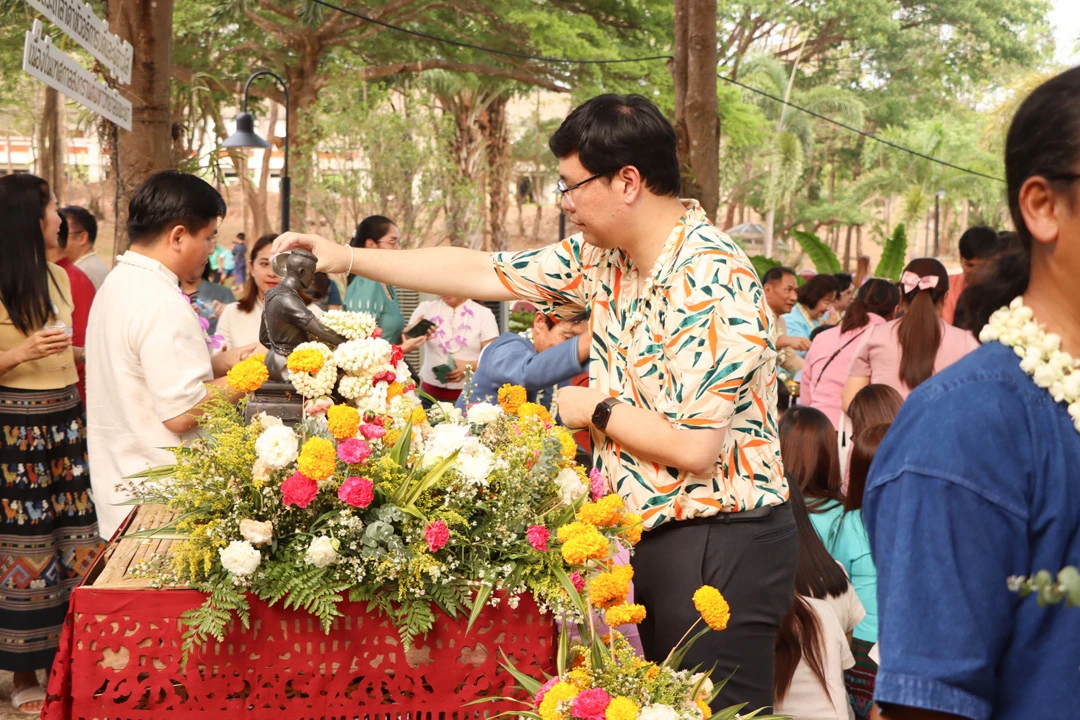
[980,296,1080,432]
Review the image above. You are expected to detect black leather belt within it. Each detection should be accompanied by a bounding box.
[650,502,786,534]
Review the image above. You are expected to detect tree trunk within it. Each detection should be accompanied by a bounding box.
[250,103,277,239]
[443,92,487,248]
[843,224,853,272]
[482,95,511,252]
[108,0,174,257]
[671,0,719,220]
[37,86,64,201]
[283,36,325,229]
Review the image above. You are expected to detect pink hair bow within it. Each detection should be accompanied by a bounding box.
[900,271,939,294]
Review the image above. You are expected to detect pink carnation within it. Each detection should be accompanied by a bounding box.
[569,571,586,593]
[337,438,371,464]
[360,423,387,440]
[527,524,550,552]
[534,676,559,707]
[337,476,375,508]
[571,688,611,719]
[589,467,607,500]
[281,472,319,508]
[425,520,450,552]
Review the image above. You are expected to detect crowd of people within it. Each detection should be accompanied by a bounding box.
[2,67,1078,719]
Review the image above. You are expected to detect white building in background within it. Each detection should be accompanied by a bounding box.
[0,133,108,182]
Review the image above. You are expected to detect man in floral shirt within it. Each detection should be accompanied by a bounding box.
[273,94,795,710]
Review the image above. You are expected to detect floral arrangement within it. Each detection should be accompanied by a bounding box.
[128,311,592,659]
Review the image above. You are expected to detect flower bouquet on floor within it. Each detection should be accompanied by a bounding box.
[125,310,595,660]
[477,490,788,720]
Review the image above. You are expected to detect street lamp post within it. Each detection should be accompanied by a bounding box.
[223,70,291,232]
[933,190,946,258]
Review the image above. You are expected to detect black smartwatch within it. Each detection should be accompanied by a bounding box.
[591,397,621,432]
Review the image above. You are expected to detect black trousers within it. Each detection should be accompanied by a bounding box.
[631,503,798,713]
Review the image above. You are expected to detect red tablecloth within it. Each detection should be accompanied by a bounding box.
[42,586,555,719]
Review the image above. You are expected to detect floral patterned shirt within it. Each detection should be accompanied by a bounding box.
[492,202,788,529]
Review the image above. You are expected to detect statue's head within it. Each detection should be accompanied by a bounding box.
[284,249,318,289]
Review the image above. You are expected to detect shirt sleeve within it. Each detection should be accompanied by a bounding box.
[801,342,820,408]
[490,238,588,320]
[660,254,770,430]
[477,306,499,342]
[216,304,236,351]
[133,298,213,423]
[484,336,587,392]
[847,325,874,378]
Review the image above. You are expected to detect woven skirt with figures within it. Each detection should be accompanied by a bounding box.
[0,385,103,672]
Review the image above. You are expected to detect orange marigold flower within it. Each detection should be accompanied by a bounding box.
[619,513,644,546]
[560,524,609,565]
[411,407,428,426]
[588,564,633,610]
[518,401,553,426]
[326,404,360,440]
[604,603,646,627]
[386,381,404,400]
[226,356,269,394]
[555,429,577,461]
[497,384,527,414]
[693,585,731,631]
[297,437,337,481]
[384,428,401,447]
[578,494,624,528]
[286,347,325,375]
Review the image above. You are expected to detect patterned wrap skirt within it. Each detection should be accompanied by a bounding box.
[845,636,878,720]
[0,385,103,672]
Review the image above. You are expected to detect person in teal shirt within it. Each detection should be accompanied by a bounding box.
[782,273,839,358]
[344,215,429,354]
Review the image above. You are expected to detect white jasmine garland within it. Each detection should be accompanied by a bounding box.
[255,425,299,469]
[219,540,261,577]
[305,536,340,567]
[466,402,503,425]
[288,342,337,398]
[239,519,273,546]
[321,309,379,340]
[980,296,1080,432]
[334,337,391,375]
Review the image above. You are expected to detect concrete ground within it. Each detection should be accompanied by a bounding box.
[0,670,46,719]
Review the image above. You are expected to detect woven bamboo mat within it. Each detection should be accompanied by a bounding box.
[91,504,184,589]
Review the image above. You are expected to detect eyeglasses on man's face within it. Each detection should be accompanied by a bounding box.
[556,173,604,196]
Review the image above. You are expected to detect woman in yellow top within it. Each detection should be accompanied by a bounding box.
[0,174,103,714]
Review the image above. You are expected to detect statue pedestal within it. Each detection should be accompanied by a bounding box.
[245,381,304,426]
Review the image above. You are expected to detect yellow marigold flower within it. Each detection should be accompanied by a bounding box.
[696,698,711,719]
[326,404,360,440]
[645,665,660,681]
[297,437,337,481]
[518,401,553,426]
[578,494,624,528]
[604,603,646,627]
[497,384,527,414]
[619,513,644,546]
[384,428,401,447]
[386,381,404,400]
[605,697,640,720]
[538,681,578,720]
[226,356,269,394]
[560,524,609,565]
[555,429,577,461]
[411,407,428,426]
[287,347,325,375]
[556,521,592,544]
[588,564,634,610]
[693,585,731,632]
[567,667,591,689]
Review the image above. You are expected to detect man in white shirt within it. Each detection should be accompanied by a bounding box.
[408,296,498,405]
[61,205,110,289]
[86,171,255,539]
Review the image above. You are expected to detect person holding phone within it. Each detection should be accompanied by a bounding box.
[408,295,498,405]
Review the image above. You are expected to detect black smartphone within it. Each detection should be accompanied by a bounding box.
[404,318,435,338]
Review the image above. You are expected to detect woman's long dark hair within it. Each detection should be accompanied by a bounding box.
[350,215,395,249]
[965,68,1080,333]
[846,423,891,512]
[848,384,903,440]
[779,407,844,512]
[0,174,62,335]
[237,233,278,313]
[896,257,949,391]
[841,278,900,333]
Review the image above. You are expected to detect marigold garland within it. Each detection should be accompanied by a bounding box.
[497,384,527,414]
[693,585,731,631]
[386,381,404,400]
[226,355,269,394]
[604,603,646,627]
[287,347,325,375]
[297,437,337,481]
[588,564,633,609]
[411,407,428,426]
[326,404,361,440]
[578,494,624,528]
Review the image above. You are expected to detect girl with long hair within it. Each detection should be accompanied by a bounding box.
[842,258,978,409]
[779,407,844,514]
[0,174,103,713]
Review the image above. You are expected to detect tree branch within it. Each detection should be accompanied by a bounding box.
[358,59,564,91]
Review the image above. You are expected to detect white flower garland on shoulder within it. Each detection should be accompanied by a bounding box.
[980,296,1080,431]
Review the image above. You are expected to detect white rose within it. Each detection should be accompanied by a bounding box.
[1033,363,1058,389]
[466,402,503,425]
[255,425,299,469]
[305,536,340,568]
[252,459,272,483]
[638,705,681,720]
[555,467,587,505]
[689,672,714,700]
[239,519,273,546]
[254,412,283,430]
[219,540,261,577]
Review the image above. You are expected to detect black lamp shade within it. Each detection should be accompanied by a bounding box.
[222,112,271,149]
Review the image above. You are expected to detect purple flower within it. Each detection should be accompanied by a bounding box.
[461,306,474,317]
[198,315,210,332]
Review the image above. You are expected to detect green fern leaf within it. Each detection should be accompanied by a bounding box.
[875,224,909,280]
[791,230,842,274]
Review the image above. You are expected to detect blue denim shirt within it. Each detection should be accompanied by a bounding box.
[864,341,1080,720]
[457,332,586,412]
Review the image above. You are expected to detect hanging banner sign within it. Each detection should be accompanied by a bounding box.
[23,20,132,130]
[24,0,133,84]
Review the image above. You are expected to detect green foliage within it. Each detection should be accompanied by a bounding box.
[791,230,841,274]
[876,224,909,280]
[1009,566,1080,608]
[748,255,781,282]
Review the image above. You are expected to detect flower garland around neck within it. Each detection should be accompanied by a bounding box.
[430,304,474,355]
[980,296,1080,431]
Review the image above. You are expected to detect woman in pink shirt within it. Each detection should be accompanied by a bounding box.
[842,258,980,409]
[803,279,900,429]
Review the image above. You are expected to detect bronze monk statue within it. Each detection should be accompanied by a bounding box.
[260,249,346,382]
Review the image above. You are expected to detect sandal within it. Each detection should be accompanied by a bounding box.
[11,685,46,714]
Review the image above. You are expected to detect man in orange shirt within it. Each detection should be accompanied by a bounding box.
[941,226,1007,325]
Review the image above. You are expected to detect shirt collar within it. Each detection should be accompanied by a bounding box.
[116,250,180,288]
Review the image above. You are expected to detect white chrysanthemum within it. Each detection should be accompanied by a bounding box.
[466,402,502,425]
[637,705,681,720]
[555,467,587,505]
[423,422,471,464]
[433,401,463,425]
[239,519,273,546]
[334,337,391,375]
[321,309,378,341]
[305,535,340,567]
[255,425,299,469]
[288,342,337,398]
[219,540,261,576]
[457,441,495,486]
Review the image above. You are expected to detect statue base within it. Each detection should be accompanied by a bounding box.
[245,381,305,426]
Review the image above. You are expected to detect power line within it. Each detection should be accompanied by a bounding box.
[308,0,1004,183]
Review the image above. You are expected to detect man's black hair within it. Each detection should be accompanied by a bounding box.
[60,205,98,245]
[127,170,226,245]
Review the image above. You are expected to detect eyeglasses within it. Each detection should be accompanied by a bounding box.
[556,173,603,196]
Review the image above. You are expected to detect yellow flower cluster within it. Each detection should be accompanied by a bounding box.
[619,512,644,546]
[567,667,591,689]
[226,355,268,394]
[538,681,578,720]
[411,407,428,426]
[297,437,337,481]
[605,697,640,720]
[589,564,633,610]
[386,381,404,400]
[518,401,553,426]
[578,494,624,528]
[696,697,712,719]
[287,347,325,375]
[604,603,646,627]
[384,428,401,447]
[558,522,609,565]
[497,384,527,414]
[554,429,577,461]
[327,404,360,440]
[693,585,731,631]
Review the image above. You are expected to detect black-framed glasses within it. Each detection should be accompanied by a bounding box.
[556,173,603,196]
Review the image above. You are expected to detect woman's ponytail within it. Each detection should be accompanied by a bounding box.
[896,258,949,391]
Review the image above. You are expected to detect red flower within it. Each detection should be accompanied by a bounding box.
[527,525,550,552]
[390,345,404,365]
[337,476,374,508]
[281,472,319,508]
[372,328,383,338]
[425,520,450,552]
[359,423,387,440]
[372,370,397,386]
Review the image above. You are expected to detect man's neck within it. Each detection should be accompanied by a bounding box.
[129,243,183,282]
[620,197,691,273]
[68,245,93,263]
[1025,255,1080,359]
